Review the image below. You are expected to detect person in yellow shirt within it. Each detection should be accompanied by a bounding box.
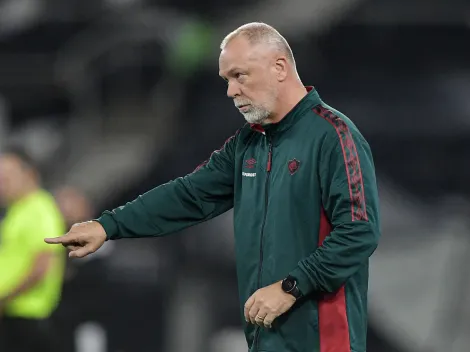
[0,146,66,352]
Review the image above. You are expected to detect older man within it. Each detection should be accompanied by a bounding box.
[46,22,381,352]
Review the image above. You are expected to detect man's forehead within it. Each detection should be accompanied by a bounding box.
[219,41,269,74]
[218,51,248,76]
[219,44,250,65]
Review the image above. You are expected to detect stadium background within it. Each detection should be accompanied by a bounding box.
[0,0,470,351]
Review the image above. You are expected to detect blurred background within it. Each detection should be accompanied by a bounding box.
[0,0,470,351]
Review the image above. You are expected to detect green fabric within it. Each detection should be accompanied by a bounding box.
[97,88,380,352]
[0,190,66,318]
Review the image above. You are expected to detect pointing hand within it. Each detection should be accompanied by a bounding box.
[44,221,107,258]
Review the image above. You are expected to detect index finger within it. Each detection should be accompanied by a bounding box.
[44,232,74,245]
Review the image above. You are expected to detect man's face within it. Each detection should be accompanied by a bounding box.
[0,154,30,205]
[219,36,280,124]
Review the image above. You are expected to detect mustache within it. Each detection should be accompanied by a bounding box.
[234,99,252,108]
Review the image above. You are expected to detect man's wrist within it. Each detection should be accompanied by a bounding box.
[92,216,114,240]
[288,266,315,297]
[281,275,303,299]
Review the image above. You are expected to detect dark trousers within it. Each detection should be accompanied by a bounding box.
[0,316,60,352]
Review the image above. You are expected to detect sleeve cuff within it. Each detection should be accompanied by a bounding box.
[94,212,118,240]
[289,265,316,296]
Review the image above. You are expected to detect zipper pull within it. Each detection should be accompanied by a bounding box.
[266,142,273,172]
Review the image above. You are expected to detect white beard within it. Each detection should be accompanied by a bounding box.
[241,105,271,124]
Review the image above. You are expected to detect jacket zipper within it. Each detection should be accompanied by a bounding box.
[253,136,273,350]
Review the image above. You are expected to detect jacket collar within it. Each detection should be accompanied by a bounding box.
[250,86,321,135]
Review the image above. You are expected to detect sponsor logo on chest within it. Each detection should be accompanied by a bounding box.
[243,158,257,177]
[242,157,302,177]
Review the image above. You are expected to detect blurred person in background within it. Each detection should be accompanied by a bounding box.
[46,22,381,352]
[54,186,95,283]
[54,186,94,229]
[0,145,66,352]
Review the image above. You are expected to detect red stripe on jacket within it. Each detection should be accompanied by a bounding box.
[317,208,351,352]
[313,106,368,221]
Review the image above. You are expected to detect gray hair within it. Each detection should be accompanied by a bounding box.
[220,22,295,65]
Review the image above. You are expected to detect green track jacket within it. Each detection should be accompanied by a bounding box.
[97,87,381,352]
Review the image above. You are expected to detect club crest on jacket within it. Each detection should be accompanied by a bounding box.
[288,159,300,175]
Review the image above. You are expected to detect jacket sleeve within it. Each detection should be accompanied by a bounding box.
[289,126,380,295]
[96,131,239,240]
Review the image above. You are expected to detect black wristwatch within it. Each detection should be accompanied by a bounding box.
[281,275,302,299]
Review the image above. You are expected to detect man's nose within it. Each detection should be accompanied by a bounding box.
[227,81,241,98]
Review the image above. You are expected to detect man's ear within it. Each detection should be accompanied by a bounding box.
[274,57,288,82]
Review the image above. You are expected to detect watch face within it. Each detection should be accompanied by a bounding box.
[283,279,294,292]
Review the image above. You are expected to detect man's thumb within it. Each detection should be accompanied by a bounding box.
[69,245,93,258]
